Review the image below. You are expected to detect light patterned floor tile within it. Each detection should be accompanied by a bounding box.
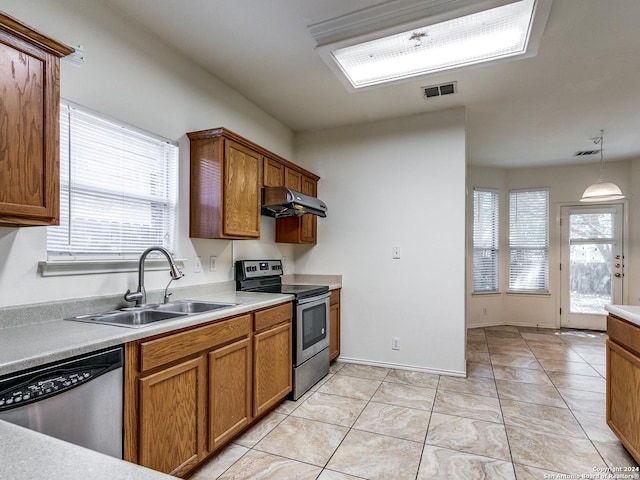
[490,354,542,370]
[437,375,497,397]
[467,361,495,379]
[593,440,640,470]
[326,429,423,480]
[290,391,367,427]
[548,371,606,393]
[217,450,322,480]
[317,470,363,480]
[385,368,440,388]
[570,408,618,443]
[426,413,510,460]
[191,444,248,480]
[254,416,348,466]
[370,381,436,410]
[337,363,389,381]
[506,425,607,474]
[468,350,491,363]
[233,412,287,447]
[537,358,600,377]
[352,401,430,442]
[558,387,605,413]
[317,374,381,400]
[496,380,566,408]
[513,464,566,480]
[433,390,503,423]
[491,365,553,386]
[488,345,535,358]
[418,445,515,480]
[500,399,585,438]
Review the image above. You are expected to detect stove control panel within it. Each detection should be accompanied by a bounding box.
[236,259,283,280]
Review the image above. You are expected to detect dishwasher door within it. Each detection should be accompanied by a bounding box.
[0,347,123,459]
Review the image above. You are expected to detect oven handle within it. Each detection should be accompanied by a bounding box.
[296,292,330,306]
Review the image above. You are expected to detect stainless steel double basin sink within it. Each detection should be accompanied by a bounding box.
[67,300,237,328]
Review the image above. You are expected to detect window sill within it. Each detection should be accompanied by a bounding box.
[38,258,186,277]
[471,291,501,296]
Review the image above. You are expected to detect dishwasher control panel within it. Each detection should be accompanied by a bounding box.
[0,347,123,412]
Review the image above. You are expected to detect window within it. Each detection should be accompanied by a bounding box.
[47,103,178,260]
[473,188,499,293]
[509,188,549,292]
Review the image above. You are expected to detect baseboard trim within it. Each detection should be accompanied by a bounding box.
[467,321,559,330]
[336,356,466,378]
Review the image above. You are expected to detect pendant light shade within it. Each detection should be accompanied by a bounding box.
[580,130,624,202]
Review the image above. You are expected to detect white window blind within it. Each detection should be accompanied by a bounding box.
[47,103,178,260]
[509,188,549,292]
[473,188,499,293]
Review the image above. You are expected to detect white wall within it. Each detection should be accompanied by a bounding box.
[0,0,296,308]
[295,109,467,375]
[467,160,635,329]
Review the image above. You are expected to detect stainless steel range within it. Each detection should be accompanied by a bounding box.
[236,259,330,400]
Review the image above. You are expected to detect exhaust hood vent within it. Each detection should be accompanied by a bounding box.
[575,149,601,156]
[422,81,457,98]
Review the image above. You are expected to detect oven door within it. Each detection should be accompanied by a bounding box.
[295,293,330,365]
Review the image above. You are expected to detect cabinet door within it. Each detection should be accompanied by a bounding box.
[0,37,59,225]
[138,356,206,476]
[209,336,252,452]
[263,157,285,187]
[607,340,640,463]
[300,176,317,243]
[329,291,341,361]
[223,139,261,238]
[254,322,292,417]
[284,168,302,191]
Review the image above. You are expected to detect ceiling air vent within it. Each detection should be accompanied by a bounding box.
[422,81,457,99]
[574,149,601,156]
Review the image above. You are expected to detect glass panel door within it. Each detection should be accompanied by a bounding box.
[560,205,623,330]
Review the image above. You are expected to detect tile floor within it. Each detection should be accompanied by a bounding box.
[190,326,640,480]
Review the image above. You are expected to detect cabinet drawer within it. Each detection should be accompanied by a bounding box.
[330,289,340,306]
[254,303,292,332]
[140,314,252,372]
[608,314,640,356]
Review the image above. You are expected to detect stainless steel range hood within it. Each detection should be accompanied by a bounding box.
[262,187,328,218]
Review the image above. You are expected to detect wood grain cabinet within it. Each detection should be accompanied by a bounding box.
[275,174,318,244]
[606,314,640,464]
[187,128,262,239]
[0,12,73,226]
[329,289,341,361]
[125,304,293,478]
[253,302,292,416]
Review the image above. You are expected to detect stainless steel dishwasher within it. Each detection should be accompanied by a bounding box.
[0,346,123,458]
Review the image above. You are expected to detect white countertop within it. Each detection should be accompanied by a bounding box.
[0,291,292,376]
[605,304,640,327]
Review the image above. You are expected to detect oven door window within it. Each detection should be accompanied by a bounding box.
[302,302,327,350]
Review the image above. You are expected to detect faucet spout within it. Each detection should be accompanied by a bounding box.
[124,246,183,307]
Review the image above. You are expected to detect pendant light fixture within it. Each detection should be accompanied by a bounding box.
[580,130,625,202]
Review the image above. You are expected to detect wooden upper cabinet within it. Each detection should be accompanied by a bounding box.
[284,168,302,191]
[187,128,262,239]
[275,175,318,244]
[263,157,285,187]
[0,12,74,226]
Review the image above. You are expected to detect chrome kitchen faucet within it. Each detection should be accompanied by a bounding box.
[124,246,183,307]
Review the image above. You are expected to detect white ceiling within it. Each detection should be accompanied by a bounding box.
[102,0,640,168]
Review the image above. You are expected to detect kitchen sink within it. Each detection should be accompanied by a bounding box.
[66,300,238,328]
[152,300,237,314]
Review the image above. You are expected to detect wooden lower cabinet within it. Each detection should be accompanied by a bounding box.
[607,313,640,463]
[138,356,206,477]
[125,303,293,477]
[209,336,252,451]
[329,289,341,361]
[254,322,292,417]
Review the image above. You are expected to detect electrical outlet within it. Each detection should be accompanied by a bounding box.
[482,308,488,316]
[282,256,286,271]
[392,247,401,259]
[392,337,400,350]
[209,256,217,272]
[194,256,202,273]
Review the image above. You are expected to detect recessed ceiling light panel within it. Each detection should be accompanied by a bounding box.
[310,0,552,90]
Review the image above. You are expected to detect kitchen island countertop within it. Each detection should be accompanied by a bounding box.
[605,304,640,327]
